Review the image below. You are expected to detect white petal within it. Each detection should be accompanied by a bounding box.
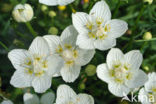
[125,50,143,70]
[138,88,150,104]
[108,83,130,97]
[76,34,95,50]
[107,19,128,39]
[61,65,81,83]
[128,70,148,88]
[47,55,64,76]
[39,0,58,6]
[89,0,111,22]
[97,64,112,83]
[29,37,50,56]
[41,92,55,104]
[10,70,33,88]
[23,93,39,104]
[72,12,90,34]
[8,49,31,70]
[75,48,95,66]
[32,75,51,93]
[43,35,61,54]
[106,48,124,69]
[58,0,75,6]
[60,25,78,46]
[145,72,156,92]
[77,94,94,104]
[1,100,13,104]
[94,38,116,51]
[56,84,77,104]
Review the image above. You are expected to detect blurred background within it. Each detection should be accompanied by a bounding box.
[0,0,156,103]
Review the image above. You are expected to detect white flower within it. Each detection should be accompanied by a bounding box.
[55,84,94,104]
[39,0,75,6]
[24,92,55,104]
[1,100,13,104]
[138,72,156,104]
[8,37,63,93]
[44,25,95,82]
[12,4,34,22]
[97,48,148,97]
[72,0,128,50]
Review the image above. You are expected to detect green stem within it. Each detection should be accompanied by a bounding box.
[135,38,156,42]
[25,22,37,37]
[0,41,9,51]
[113,0,121,18]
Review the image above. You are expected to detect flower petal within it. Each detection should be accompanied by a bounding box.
[1,100,13,104]
[10,70,33,88]
[29,37,50,56]
[108,83,130,97]
[56,84,77,104]
[97,63,112,83]
[58,0,75,5]
[47,55,64,76]
[75,48,95,66]
[40,92,55,104]
[94,38,116,51]
[77,94,94,104]
[39,0,58,6]
[124,50,143,70]
[23,93,40,104]
[72,12,90,34]
[60,25,78,46]
[89,0,111,22]
[43,35,61,54]
[61,65,81,82]
[106,48,124,69]
[76,34,95,50]
[32,75,51,93]
[107,19,128,39]
[138,88,150,104]
[128,70,148,88]
[8,49,31,70]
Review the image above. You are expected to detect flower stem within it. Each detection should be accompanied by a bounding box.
[0,41,9,51]
[135,38,156,42]
[25,22,38,37]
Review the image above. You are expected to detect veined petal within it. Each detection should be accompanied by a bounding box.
[89,0,111,22]
[72,12,90,34]
[61,25,78,46]
[94,38,116,51]
[29,37,50,56]
[145,72,156,92]
[138,88,150,104]
[77,94,94,104]
[10,70,33,88]
[39,0,58,6]
[75,48,95,66]
[60,65,81,83]
[40,92,55,104]
[58,0,75,6]
[107,19,128,39]
[106,48,124,69]
[124,50,143,70]
[108,83,130,97]
[47,55,64,76]
[1,100,13,104]
[8,49,31,70]
[32,75,51,93]
[76,34,95,50]
[97,64,112,83]
[56,84,77,104]
[23,93,40,104]
[43,35,61,54]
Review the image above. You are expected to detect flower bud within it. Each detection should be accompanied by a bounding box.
[79,83,85,90]
[48,11,56,18]
[144,66,149,71]
[143,32,152,40]
[41,5,48,12]
[48,27,58,35]
[144,0,153,4]
[12,4,34,22]
[85,64,96,76]
[58,6,66,11]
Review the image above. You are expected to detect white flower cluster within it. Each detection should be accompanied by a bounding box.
[6,0,154,104]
